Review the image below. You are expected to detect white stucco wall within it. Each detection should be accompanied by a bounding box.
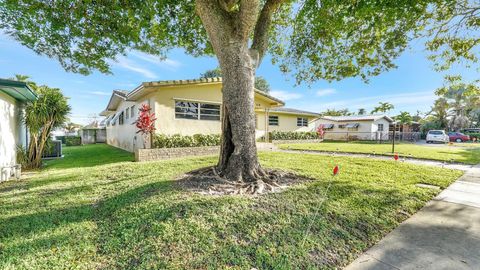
[0,91,26,179]
[105,99,151,152]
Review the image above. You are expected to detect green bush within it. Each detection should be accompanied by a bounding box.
[269,131,318,141]
[55,135,66,144]
[466,133,480,140]
[65,136,81,146]
[152,134,221,148]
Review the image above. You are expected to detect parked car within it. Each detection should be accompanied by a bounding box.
[426,130,449,143]
[448,132,470,142]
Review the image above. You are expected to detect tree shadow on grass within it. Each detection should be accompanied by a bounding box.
[0,168,440,269]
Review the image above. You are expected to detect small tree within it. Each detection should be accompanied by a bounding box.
[135,104,157,149]
[24,85,71,168]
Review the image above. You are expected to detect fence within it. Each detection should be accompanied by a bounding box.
[322,131,421,142]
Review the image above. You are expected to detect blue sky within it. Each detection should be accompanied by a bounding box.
[0,33,476,125]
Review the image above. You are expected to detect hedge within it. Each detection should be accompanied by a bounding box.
[65,136,82,146]
[268,131,319,141]
[466,133,480,140]
[55,135,66,144]
[152,134,221,148]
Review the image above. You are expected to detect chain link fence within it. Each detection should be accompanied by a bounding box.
[322,131,421,142]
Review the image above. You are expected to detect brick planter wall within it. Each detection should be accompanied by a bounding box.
[135,146,220,162]
[271,139,323,144]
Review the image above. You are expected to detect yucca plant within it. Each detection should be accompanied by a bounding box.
[24,85,70,169]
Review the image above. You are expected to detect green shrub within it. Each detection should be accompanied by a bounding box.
[55,135,66,144]
[152,134,221,148]
[466,132,480,140]
[268,131,318,141]
[65,136,81,146]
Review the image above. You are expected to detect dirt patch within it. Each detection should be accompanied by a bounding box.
[176,166,315,196]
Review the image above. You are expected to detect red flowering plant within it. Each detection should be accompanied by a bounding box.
[135,104,157,148]
[316,124,325,139]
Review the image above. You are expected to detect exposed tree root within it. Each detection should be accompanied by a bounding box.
[176,166,314,196]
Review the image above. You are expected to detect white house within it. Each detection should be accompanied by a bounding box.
[315,115,393,141]
[0,79,37,181]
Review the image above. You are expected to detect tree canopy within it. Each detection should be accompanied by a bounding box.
[0,1,435,83]
[200,67,271,92]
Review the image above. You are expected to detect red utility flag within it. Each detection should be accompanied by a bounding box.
[394,153,399,161]
[333,165,339,176]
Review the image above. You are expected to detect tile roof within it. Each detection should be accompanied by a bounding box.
[269,107,320,117]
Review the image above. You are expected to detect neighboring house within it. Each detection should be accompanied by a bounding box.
[0,79,37,180]
[80,121,106,144]
[100,77,319,152]
[315,115,393,141]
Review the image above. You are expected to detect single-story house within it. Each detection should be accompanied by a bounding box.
[100,77,319,152]
[0,79,37,180]
[315,115,393,141]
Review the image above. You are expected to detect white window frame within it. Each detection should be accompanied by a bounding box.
[297,117,308,127]
[130,105,135,118]
[378,123,384,132]
[269,115,279,126]
[126,107,130,119]
[174,100,221,121]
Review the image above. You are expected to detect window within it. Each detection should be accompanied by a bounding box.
[131,105,135,118]
[126,108,130,119]
[297,117,308,127]
[346,123,359,129]
[175,100,220,121]
[119,112,124,125]
[200,103,221,120]
[269,115,279,126]
[378,124,384,132]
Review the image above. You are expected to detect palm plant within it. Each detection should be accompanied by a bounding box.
[395,111,413,125]
[24,86,70,168]
[371,102,394,114]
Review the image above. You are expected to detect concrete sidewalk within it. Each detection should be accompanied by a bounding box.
[345,165,480,270]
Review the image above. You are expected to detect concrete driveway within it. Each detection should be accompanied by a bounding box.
[345,165,480,270]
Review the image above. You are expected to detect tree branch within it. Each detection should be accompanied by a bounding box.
[236,0,260,40]
[251,0,285,66]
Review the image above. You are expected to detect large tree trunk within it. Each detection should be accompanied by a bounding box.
[216,43,265,182]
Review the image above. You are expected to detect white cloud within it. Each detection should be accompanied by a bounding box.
[270,90,303,101]
[88,91,111,96]
[111,56,157,79]
[316,88,337,97]
[130,51,181,71]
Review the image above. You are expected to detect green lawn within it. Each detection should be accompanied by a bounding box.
[0,144,462,269]
[44,144,134,169]
[279,141,480,164]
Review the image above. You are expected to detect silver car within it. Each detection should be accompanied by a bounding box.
[426,130,449,143]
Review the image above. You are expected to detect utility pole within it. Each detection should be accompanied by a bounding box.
[392,122,396,153]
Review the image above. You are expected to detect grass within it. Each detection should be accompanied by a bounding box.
[279,141,480,164]
[43,144,134,169]
[0,144,462,269]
